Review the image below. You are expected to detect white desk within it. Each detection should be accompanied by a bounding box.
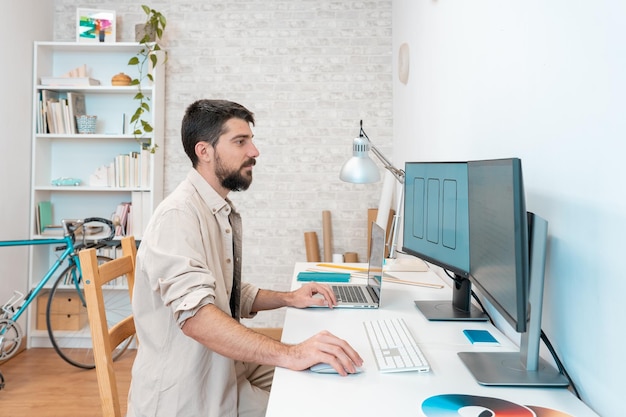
[265,263,599,417]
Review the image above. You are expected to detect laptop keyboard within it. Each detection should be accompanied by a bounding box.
[363,318,431,373]
[332,285,367,303]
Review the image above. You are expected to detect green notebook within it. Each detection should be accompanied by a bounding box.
[296,271,351,283]
[38,201,53,233]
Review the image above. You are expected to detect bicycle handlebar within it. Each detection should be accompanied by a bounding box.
[61,217,115,242]
[83,217,115,241]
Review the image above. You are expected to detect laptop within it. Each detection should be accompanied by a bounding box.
[324,222,385,308]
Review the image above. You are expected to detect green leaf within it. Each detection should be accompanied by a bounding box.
[128,57,140,65]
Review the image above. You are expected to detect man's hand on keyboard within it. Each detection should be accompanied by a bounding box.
[283,330,363,376]
[288,282,338,309]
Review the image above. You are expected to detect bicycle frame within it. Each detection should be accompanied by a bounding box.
[0,234,81,323]
[1,217,117,378]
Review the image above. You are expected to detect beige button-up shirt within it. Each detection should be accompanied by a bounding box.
[128,169,259,417]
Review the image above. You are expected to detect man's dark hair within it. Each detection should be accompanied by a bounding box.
[181,99,255,167]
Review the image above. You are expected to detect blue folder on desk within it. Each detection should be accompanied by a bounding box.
[297,271,351,282]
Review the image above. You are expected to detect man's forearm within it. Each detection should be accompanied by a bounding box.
[250,288,292,312]
[182,303,294,367]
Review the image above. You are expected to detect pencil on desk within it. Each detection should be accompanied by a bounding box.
[313,263,444,288]
[315,263,369,272]
[383,276,444,289]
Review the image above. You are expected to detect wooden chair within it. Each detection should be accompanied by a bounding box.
[79,236,137,417]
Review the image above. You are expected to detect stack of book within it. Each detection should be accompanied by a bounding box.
[37,90,86,135]
[90,148,151,188]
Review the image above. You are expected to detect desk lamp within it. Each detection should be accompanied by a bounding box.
[339,120,405,258]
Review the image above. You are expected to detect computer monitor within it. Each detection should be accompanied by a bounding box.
[458,158,568,386]
[465,158,529,332]
[403,162,487,321]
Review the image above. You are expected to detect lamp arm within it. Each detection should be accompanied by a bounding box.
[369,143,405,184]
[358,121,405,258]
[359,126,405,184]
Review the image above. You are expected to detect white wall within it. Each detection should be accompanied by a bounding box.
[0,2,53,333]
[393,1,625,416]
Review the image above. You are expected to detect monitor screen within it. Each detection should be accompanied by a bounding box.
[467,158,529,333]
[403,162,470,278]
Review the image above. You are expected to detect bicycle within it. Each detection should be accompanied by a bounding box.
[0,217,133,375]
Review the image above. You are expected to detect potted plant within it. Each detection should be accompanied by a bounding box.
[128,5,167,151]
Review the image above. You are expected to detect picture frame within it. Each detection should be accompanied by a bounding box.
[76,9,116,43]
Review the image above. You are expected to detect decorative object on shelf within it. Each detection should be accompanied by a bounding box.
[51,177,81,186]
[41,77,100,87]
[89,166,110,187]
[111,72,132,86]
[76,115,97,134]
[76,8,116,43]
[41,64,101,86]
[128,5,167,151]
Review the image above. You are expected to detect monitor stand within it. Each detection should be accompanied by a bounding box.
[458,214,568,386]
[414,275,488,321]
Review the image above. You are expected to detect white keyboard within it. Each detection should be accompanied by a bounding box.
[363,318,431,373]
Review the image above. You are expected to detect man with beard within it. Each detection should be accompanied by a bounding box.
[128,99,362,417]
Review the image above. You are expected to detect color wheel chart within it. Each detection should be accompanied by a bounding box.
[422,394,573,417]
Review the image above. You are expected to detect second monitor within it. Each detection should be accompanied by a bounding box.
[403,161,487,321]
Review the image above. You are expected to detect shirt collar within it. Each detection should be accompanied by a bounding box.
[186,168,238,216]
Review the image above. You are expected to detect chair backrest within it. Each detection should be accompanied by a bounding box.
[80,235,136,417]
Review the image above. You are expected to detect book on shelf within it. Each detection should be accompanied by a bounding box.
[50,100,66,134]
[41,90,60,134]
[37,201,53,234]
[141,147,151,188]
[66,92,86,134]
[36,93,45,134]
[37,201,63,235]
[40,76,101,86]
[131,191,151,238]
[112,202,131,237]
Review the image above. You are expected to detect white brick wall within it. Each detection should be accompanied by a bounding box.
[54,0,392,327]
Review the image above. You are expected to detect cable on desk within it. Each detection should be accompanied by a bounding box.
[541,330,580,399]
[443,269,581,398]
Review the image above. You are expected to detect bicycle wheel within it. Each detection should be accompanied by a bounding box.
[46,256,134,369]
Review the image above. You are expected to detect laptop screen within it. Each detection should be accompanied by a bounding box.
[368,222,385,299]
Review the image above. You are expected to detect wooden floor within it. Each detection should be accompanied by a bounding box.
[0,348,135,417]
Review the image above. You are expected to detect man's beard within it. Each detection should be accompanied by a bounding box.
[214,152,256,192]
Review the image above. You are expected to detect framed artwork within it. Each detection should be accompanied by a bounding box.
[76,9,116,43]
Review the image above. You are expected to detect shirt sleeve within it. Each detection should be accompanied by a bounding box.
[239,282,260,319]
[141,206,218,326]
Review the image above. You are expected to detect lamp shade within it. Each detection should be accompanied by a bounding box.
[339,136,381,184]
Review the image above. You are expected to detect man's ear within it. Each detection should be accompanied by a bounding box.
[195,141,214,164]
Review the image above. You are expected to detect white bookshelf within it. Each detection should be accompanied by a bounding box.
[28,41,164,348]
